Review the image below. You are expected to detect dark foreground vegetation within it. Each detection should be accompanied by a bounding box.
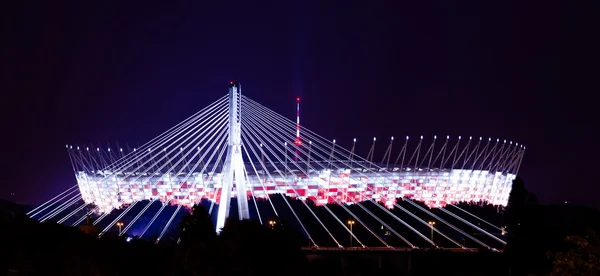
[1,178,599,276]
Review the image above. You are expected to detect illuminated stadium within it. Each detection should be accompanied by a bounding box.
[31,82,524,249]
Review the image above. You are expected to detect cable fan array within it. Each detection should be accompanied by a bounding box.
[28,91,523,250]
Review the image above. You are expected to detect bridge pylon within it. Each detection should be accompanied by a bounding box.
[215,81,250,232]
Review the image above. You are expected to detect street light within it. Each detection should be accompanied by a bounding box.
[268,220,276,229]
[428,221,435,244]
[347,220,356,247]
[116,222,124,236]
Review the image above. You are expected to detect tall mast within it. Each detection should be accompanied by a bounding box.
[216,81,250,233]
[295,97,301,146]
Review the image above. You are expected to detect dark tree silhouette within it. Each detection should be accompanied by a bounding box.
[504,177,546,275]
[217,218,306,276]
[172,204,218,276]
[178,205,216,247]
[551,234,600,276]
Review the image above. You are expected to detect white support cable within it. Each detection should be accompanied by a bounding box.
[98,201,140,237]
[241,140,278,217]
[485,140,503,170]
[56,202,89,224]
[392,139,408,168]
[457,140,482,201]
[77,147,97,173]
[402,139,421,171]
[94,146,113,210]
[381,138,394,168]
[490,142,511,173]
[201,133,229,215]
[503,144,521,172]
[477,140,498,171]
[244,116,377,247]
[412,138,422,170]
[490,143,518,204]
[430,139,449,169]
[139,203,168,238]
[243,166,263,225]
[487,142,507,204]
[447,204,503,232]
[421,137,436,212]
[115,102,228,178]
[160,123,228,216]
[401,198,490,249]
[39,195,81,223]
[84,146,103,172]
[208,146,228,215]
[390,139,409,206]
[243,99,427,199]
[351,200,415,248]
[72,208,97,227]
[366,138,376,166]
[133,101,227,175]
[96,108,226,212]
[496,143,516,172]
[241,127,322,247]
[93,213,108,226]
[498,147,522,195]
[66,148,82,184]
[507,148,522,172]
[27,185,79,216]
[126,113,229,204]
[156,205,182,244]
[438,207,506,245]
[57,202,90,224]
[182,138,226,211]
[451,139,472,169]
[242,109,428,247]
[107,147,118,164]
[72,148,94,173]
[461,139,481,170]
[166,118,228,200]
[243,109,389,248]
[106,96,227,171]
[66,146,77,169]
[40,195,82,223]
[68,149,86,172]
[391,200,467,249]
[432,137,505,244]
[241,102,427,247]
[108,99,227,175]
[121,200,156,235]
[497,145,520,196]
[29,188,79,219]
[243,99,492,248]
[472,140,490,170]
[514,148,525,176]
[242,117,360,243]
[241,127,323,247]
[440,139,461,170]
[417,139,435,169]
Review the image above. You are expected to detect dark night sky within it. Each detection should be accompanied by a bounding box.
[2,1,599,207]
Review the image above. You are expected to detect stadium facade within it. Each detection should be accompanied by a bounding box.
[68,82,523,216]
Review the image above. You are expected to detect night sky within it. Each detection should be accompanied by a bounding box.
[3,1,599,207]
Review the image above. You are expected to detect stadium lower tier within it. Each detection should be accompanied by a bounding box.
[76,169,515,213]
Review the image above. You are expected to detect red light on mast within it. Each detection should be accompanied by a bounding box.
[295,97,301,146]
